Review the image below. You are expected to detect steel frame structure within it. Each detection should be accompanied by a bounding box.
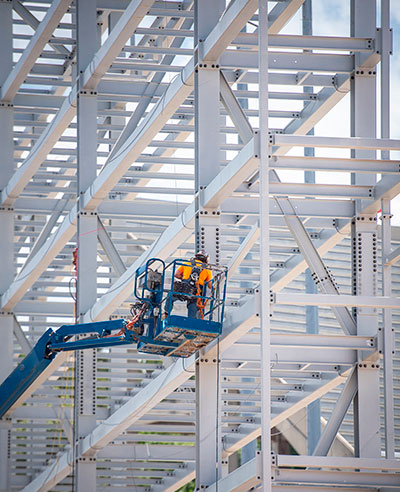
[0,0,399,491]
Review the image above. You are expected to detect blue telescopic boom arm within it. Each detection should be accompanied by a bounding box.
[0,319,134,419]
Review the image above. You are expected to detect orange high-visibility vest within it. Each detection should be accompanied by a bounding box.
[177,260,212,286]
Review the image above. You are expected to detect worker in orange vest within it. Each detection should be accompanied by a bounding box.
[166,251,213,319]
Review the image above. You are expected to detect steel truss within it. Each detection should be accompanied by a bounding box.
[0,0,399,491]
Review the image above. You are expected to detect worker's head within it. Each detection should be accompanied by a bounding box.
[194,250,209,264]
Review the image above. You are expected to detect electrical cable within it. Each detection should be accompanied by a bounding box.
[69,277,77,302]
[180,207,195,230]
[333,76,350,94]
[182,356,195,374]
[334,220,350,236]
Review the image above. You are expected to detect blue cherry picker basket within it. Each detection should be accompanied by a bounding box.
[136,258,227,358]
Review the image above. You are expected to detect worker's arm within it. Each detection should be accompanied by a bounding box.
[174,266,183,279]
[207,270,213,289]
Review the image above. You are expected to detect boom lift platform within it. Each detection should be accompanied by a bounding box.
[0,258,227,419]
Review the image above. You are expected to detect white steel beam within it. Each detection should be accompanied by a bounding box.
[271,134,400,151]
[219,71,253,143]
[271,156,400,175]
[268,0,305,34]
[381,199,395,458]
[274,293,400,309]
[223,345,356,364]
[234,33,375,51]
[274,195,356,336]
[278,83,350,151]
[97,216,127,276]
[277,455,400,471]
[385,244,400,266]
[13,315,32,354]
[194,1,225,488]
[19,198,72,274]
[313,368,357,456]
[12,1,71,56]
[200,0,257,63]
[270,334,375,351]
[97,443,195,461]
[202,139,257,209]
[227,223,259,280]
[150,464,195,492]
[273,468,400,487]
[206,453,260,492]
[258,2,271,490]
[74,2,100,488]
[221,51,354,72]
[82,203,195,322]
[0,0,72,102]
[6,94,395,319]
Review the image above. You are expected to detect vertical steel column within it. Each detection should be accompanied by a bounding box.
[194,0,224,488]
[238,45,257,466]
[380,0,394,459]
[305,269,320,454]
[258,1,271,490]
[74,1,99,490]
[380,0,391,161]
[302,0,320,455]
[381,199,395,457]
[350,0,380,459]
[0,3,14,490]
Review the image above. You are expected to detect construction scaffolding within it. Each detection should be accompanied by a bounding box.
[0,0,399,491]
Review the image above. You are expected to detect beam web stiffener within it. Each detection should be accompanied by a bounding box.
[194,0,225,488]
[0,3,14,490]
[74,1,99,490]
[258,1,271,489]
[350,0,380,458]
